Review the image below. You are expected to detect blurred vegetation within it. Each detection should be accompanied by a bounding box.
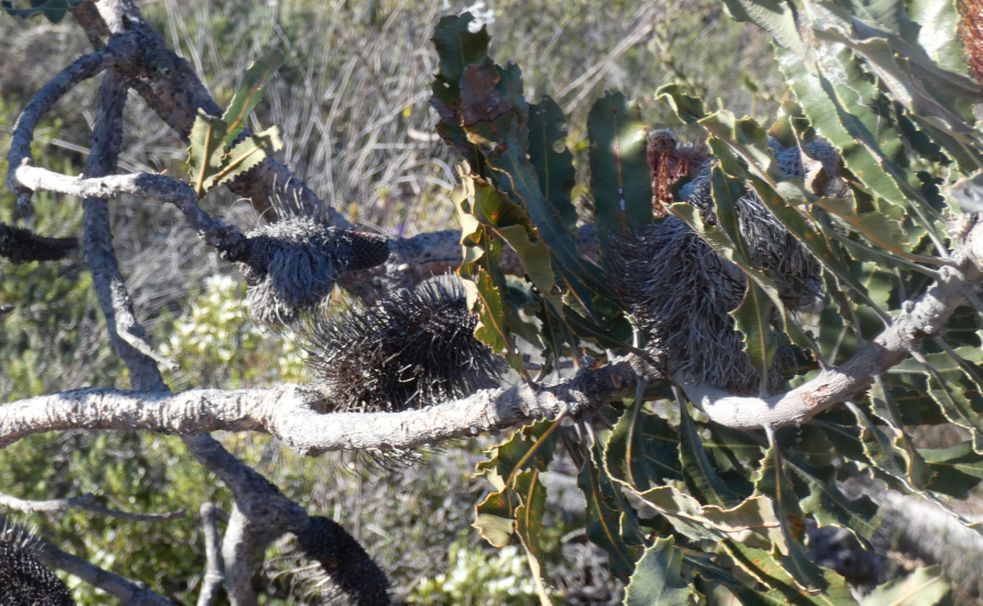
[0,1,782,603]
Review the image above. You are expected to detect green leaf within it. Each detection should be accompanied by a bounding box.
[474,419,561,596]
[722,540,855,605]
[712,165,780,391]
[458,60,610,305]
[430,12,491,168]
[679,407,746,506]
[203,126,282,192]
[750,441,833,593]
[528,96,577,232]
[624,536,695,606]
[187,111,229,197]
[1,0,82,22]
[587,91,653,261]
[860,566,951,605]
[719,0,808,58]
[513,469,552,605]
[475,419,560,490]
[907,0,971,76]
[221,51,285,147]
[474,488,517,547]
[604,403,683,491]
[578,445,642,580]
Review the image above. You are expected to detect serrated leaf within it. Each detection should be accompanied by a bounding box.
[221,51,285,147]
[474,488,517,547]
[860,566,951,605]
[587,91,653,261]
[578,446,642,580]
[604,403,683,491]
[458,60,610,305]
[908,0,970,76]
[513,469,552,605]
[783,426,881,542]
[475,419,560,490]
[722,540,855,605]
[430,12,491,168]
[719,0,808,58]
[750,441,831,593]
[528,96,577,232]
[679,407,746,506]
[624,536,695,606]
[187,111,229,197]
[202,126,282,192]
[623,482,780,549]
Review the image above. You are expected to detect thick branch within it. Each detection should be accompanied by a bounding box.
[0,362,635,453]
[682,220,983,429]
[16,166,249,260]
[0,223,76,262]
[5,31,147,206]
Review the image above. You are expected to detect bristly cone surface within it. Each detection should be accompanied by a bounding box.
[0,528,74,606]
[303,274,500,412]
[613,135,834,395]
[240,218,389,325]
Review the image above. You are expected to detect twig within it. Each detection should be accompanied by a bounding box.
[6,32,144,208]
[15,167,250,261]
[72,0,345,225]
[681,219,983,429]
[197,503,225,606]
[0,493,184,522]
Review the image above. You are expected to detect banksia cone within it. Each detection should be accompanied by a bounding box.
[240,218,389,325]
[303,274,500,412]
[646,130,709,219]
[0,528,74,606]
[959,0,983,84]
[0,224,76,263]
[614,136,831,394]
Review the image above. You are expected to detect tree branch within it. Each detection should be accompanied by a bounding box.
[682,218,983,430]
[0,492,184,522]
[71,0,345,225]
[0,362,637,453]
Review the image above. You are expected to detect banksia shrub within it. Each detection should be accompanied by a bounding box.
[240,218,389,325]
[303,274,500,412]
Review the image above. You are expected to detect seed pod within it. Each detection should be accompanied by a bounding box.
[240,218,389,325]
[303,274,500,412]
[0,524,74,606]
[614,135,833,394]
[0,224,76,263]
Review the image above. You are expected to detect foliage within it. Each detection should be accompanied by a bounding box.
[432,3,983,603]
[159,274,306,389]
[2,0,982,603]
[409,542,540,605]
[0,0,82,23]
[186,52,284,197]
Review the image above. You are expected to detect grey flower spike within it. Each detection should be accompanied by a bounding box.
[302,274,500,413]
[614,134,835,394]
[240,218,389,325]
